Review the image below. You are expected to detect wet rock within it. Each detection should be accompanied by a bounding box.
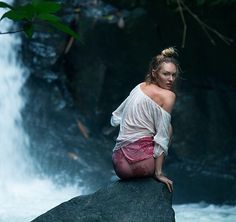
[32,178,175,222]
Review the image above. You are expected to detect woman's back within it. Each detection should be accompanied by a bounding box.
[112,83,171,153]
[140,82,176,114]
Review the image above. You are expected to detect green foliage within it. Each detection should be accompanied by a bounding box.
[23,22,33,37]
[0,1,13,9]
[0,0,79,39]
[31,0,61,14]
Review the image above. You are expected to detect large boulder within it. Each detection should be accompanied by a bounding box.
[32,178,175,222]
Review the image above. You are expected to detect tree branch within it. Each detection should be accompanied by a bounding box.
[0,29,24,35]
[177,0,234,46]
[176,0,187,48]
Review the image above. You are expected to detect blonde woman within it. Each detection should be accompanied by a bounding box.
[111,47,180,192]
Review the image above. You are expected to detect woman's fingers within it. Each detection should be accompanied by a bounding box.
[164,180,173,192]
[155,174,173,192]
[165,181,171,192]
[166,179,173,192]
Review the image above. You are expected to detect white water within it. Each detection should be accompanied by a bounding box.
[0,2,81,222]
[174,203,236,222]
[0,1,235,222]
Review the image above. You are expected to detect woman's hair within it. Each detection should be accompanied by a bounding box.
[145,47,181,84]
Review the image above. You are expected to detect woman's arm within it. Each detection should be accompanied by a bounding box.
[110,96,130,127]
[154,154,173,192]
[154,91,176,192]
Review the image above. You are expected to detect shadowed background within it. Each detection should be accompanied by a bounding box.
[17,0,236,204]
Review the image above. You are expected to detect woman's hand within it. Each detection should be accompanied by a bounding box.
[154,173,173,193]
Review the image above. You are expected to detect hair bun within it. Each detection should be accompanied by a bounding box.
[161,47,178,57]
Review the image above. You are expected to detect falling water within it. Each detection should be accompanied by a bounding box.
[0,6,31,185]
[0,2,80,222]
[0,1,235,222]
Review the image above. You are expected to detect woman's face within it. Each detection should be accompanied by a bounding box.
[153,62,177,90]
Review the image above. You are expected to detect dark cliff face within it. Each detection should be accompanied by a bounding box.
[20,0,236,203]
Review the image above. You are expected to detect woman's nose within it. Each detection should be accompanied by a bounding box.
[169,75,174,81]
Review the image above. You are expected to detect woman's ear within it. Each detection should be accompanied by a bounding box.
[152,69,157,78]
[151,69,155,77]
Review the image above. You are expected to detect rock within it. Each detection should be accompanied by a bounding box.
[32,178,175,222]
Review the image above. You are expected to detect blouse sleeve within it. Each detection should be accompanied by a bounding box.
[153,110,171,157]
[110,96,129,127]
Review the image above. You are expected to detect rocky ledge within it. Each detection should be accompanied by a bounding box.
[32,178,175,222]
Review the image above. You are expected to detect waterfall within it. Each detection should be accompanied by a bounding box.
[0,2,80,222]
[0,3,32,185]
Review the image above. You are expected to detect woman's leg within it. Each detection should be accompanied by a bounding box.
[112,149,155,179]
[112,149,133,179]
[130,157,155,177]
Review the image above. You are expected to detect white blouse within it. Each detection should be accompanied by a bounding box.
[110,83,171,157]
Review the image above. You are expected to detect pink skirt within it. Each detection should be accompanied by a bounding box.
[113,137,154,164]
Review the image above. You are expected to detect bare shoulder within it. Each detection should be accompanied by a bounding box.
[162,90,176,103]
[150,85,176,104]
[140,82,176,113]
[161,90,176,113]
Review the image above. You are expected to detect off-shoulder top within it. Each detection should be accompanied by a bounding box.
[110,83,171,157]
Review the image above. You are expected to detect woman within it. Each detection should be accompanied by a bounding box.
[110,47,180,192]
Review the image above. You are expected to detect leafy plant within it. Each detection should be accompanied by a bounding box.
[0,0,79,39]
